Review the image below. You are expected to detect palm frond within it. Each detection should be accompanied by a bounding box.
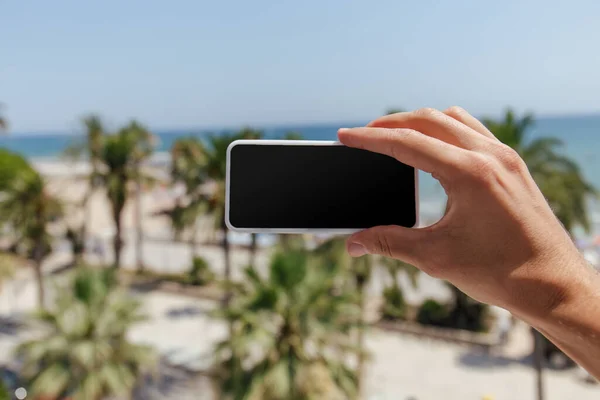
[213,250,358,398]
[18,267,156,398]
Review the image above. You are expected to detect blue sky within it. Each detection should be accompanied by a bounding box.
[2,0,600,132]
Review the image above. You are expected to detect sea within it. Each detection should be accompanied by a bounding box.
[1,114,599,241]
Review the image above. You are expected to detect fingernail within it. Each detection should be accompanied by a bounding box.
[348,242,367,257]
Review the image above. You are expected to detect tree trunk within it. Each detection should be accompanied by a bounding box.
[356,279,366,400]
[279,234,289,251]
[81,189,92,255]
[113,212,123,269]
[134,176,144,272]
[33,241,45,310]
[533,330,546,400]
[222,226,231,307]
[192,227,201,257]
[249,233,257,266]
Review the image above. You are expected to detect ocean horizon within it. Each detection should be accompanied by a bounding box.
[2,114,600,236]
[3,113,599,180]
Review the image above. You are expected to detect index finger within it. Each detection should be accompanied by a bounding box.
[338,127,468,179]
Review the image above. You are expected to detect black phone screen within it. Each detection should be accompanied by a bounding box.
[227,143,417,230]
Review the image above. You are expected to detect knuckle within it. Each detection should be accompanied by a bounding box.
[492,144,525,172]
[413,107,441,120]
[387,128,416,160]
[444,105,466,117]
[466,153,498,183]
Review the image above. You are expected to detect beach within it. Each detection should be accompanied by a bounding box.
[3,114,596,236]
[0,116,598,399]
[0,140,587,398]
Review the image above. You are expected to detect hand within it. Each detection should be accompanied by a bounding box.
[338,107,593,319]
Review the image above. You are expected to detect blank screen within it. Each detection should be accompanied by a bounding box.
[228,144,416,229]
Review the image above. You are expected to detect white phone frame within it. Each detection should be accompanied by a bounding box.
[225,139,419,234]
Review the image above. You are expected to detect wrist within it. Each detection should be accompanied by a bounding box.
[505,252,599,327]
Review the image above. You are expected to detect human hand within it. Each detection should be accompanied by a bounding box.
[338,107,593,319]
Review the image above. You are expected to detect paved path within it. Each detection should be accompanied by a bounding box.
[2,272,598,400]
[1,241,599,399]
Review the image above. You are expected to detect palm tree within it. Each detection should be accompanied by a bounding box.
[379,258,419,321]
[0,103,7,133]
[213,250,359,400]
[0,380,9,400]
[238,128,263,268]
[168,136,208,258]
[202,129,261,303]
[485,109,596,400]
[18,267,155,400]
[0,150,62,309]
[0,148,31,191]
[0,254,16,293]
[314,237,373,398]
[385,108,405,115]
[283,131,303,140]
[64,115,106,262]
[96,122,154,269]
[127,122,156,272]
[314,239,421,396]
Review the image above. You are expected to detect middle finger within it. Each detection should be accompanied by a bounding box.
[368,108,493,150]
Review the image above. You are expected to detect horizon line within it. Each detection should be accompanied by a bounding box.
[4,110,600,137]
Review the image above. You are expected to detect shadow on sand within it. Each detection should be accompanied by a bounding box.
[0,315,25,337]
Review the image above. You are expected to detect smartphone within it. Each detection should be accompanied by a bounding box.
[225,140,418,233]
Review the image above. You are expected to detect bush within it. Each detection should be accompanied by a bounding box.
[446,286,489,332]
[416,299,449,328]
[0,379,9,400]
[187,256,214,286]
[0,254,16,283]
[66,228,85,257]
[381,285,407,321]
[447,301,489,332]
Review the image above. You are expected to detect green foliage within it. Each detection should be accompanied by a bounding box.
[0,150,62,259]
[96,121,155,268]
[416,299,449,328]
[18,267,156,400]
[0,149,32,191]
[167,129,262,237]
[66,227,85,256]
[0,378,9,400]
[445,285,489,332]
[381,285,407,321]
[170,136,206,194]
[213,250,360,400]
[283,131,303,140]
[416,288,489,333]
[64,115,105,170]
[167,136,207,241]
[0,103,7,132]
[0,254,16,286]
[484,109,596,232]
[187,256,214,286]
[202,130,262,230]
[314,237,368,288]
[374,257,419,322]
[385,108,405,115]
[381,258,419,289]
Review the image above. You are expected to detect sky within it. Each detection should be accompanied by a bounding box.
[2,0,600,133]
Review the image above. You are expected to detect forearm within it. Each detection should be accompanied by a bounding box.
[513,258,600,378]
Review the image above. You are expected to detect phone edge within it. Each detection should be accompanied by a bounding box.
[225,139,420,233]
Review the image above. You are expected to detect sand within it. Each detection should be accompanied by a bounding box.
[0,159,592,399]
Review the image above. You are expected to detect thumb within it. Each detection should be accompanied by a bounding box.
[347,225,426,262]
